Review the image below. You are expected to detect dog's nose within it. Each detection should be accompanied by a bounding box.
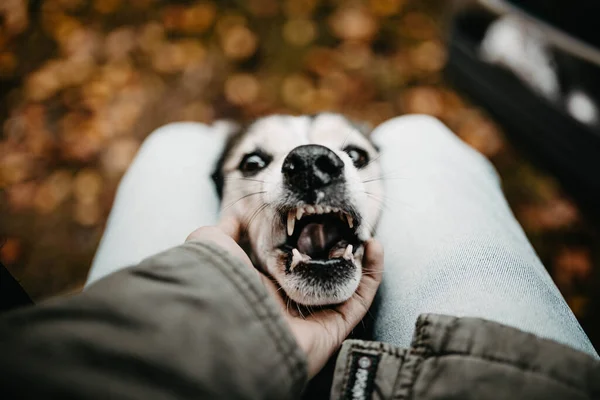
[282,145,344,190]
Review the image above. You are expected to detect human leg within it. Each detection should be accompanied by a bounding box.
[86,122,227,285]
[370,115,597,357]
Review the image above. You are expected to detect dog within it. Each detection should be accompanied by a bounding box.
[212,113,384,306]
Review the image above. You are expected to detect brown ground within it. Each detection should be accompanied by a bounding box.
[1,0,598,349]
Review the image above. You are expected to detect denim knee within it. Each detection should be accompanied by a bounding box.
[371,114,501,185]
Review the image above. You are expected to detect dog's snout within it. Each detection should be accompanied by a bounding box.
[282,145,344,190]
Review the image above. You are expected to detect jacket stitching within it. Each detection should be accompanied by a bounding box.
[392,316,431,399]
[354,342,408,399]
[439,317,460,353]
[350,341,405,359]
[340,344,355,397]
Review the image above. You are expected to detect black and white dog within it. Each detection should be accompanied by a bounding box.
[212,113,384,306]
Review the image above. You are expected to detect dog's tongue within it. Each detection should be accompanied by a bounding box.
[297,223,340,257]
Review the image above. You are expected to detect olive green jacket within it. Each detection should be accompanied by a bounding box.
[0,241,598,399]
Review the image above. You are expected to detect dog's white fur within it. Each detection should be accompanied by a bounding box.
[218,113,383,305]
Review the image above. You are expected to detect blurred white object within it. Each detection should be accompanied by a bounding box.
[566,90,599,125]
[480,16,560,100]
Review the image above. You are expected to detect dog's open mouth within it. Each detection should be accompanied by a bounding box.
[280,205,360,271]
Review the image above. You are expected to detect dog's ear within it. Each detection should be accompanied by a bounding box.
[211,120,244,199]
[351,120,374,137]
[346,118,380,152]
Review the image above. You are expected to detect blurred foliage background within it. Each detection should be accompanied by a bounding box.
[0,0,598,347]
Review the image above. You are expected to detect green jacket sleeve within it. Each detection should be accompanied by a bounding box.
[330,314,600,399]
[0,241,308,399]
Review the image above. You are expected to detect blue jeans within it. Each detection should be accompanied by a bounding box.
[86,115,598,358]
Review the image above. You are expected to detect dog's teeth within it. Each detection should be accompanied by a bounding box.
[291,248,301,270]
[287,212,295,236]
[296,208,304,220]
[306,205,315,214]
[324,206,331,213]
[347,215,354,228]
[316,205,324,214]
[343,244,353,261]
[290,248,310,271]
[332,207,339,212]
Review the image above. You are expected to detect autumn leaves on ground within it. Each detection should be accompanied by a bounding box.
[0,0,598,346]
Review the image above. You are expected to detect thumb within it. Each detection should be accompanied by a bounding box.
[317,239,384,338]
[218,214,242,241]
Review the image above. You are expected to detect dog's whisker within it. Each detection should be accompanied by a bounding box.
[349,201,378,234]
[364,193,392,215]
[221,188,264,199]
[224,177,267,184]
[224,182,264,189]
[360,169,407,182]
[362,179,409,188]
[340,129,353,149]
[275,285,286,294]
[222,191,266,211]
[362,177,408,184]
[222,182,265,191]
[307,305,316,319]
[243,203,270,234]
[365,191,415,210]
[364,192,388,205]
[296,303,306,320]
[360,317,366,332]
[269,204,285,249]
[361,217,378,237]
[361,173,408,183]
[217,114,386,308]
[361,152,382,170]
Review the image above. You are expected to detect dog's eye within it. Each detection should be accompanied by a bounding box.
[343,146,369,169]
[239,151,271,175]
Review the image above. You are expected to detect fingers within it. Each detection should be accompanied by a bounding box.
[186,226,253,269]
[295,240,384,378]
[316,239,384,338]
[259,274,288,309]
[218,214,242,241]
[358,238,384,291]
[345,238,384,318]
[185,212,242,255]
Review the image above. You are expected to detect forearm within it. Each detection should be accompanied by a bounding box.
[0,241,307,399]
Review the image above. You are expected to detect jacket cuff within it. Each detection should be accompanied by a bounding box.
[331,314,600,399]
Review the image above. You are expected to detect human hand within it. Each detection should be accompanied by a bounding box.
[186,217,384,379]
